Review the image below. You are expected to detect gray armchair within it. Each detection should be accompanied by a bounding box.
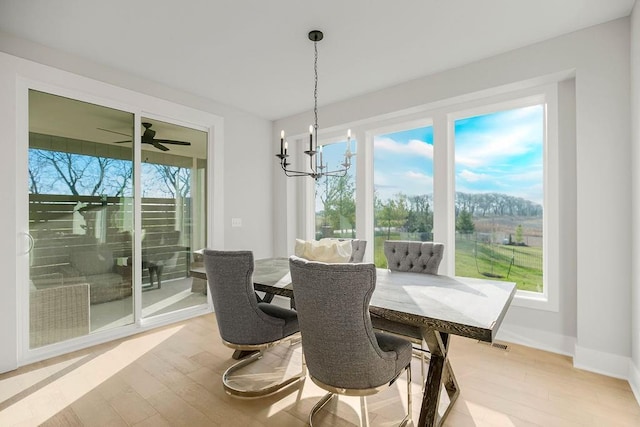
[203,249,305,397]
[289,256,412,426]
[329,238,368,262]
[384,240,443,273]
[371,240,445,383]
[345,238,367,263]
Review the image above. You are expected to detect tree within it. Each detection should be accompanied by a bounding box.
[149,164,191,197]
[375,193,409,239]
[317,172,355,236]
[406,194,433,234]
[454,191,542,218]
[515,224,524,245]
[28,149,50,194]
[28,148,132,196]
[456,209,475,236]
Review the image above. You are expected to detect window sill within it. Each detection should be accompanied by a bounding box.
[511,289,558,312]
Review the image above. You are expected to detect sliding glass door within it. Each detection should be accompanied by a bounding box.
[27,90,209,349]
[139,117,208,318]
[28,90,135,347]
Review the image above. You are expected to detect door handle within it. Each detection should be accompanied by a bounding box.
[21,232,35,255]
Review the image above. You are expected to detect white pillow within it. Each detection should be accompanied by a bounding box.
[294,238,352,263]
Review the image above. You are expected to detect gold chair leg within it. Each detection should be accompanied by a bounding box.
[400,363,412,427]
[359,396,370,427]
[309,392,336,426]
[309,365,412,427]
[222,349,305,398]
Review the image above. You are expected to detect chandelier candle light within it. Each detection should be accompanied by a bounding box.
[276,30,354,180]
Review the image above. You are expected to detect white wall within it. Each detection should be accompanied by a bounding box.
[275,18,632,378]
[630,0,640,400]
[0,35,274,373]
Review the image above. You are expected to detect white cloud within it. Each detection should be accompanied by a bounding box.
[374,137,433,159]
[404,170,433,185]
[374,169,433,201]
[456,123,540,168]
[458,169,489,183]
[505,169,543,183]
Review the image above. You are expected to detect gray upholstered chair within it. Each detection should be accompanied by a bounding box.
[371,240,444,384]
[203,249,305,397]
[289,256,412,426]
[384,240,444,273]
[345,238,367,263]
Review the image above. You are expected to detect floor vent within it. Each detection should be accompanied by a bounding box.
[478,341,509,351]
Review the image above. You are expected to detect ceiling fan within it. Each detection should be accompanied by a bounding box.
[98,122,191,152]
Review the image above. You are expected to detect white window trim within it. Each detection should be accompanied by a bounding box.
[445,84,559,312]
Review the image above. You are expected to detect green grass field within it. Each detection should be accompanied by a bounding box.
[373,233,543,292]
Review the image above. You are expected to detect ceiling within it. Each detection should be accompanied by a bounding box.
[0,0,636,121]
[29,90,208,159]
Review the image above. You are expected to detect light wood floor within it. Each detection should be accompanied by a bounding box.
[1,313,639,426]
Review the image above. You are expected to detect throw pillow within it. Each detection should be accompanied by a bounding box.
[294,238,352,263]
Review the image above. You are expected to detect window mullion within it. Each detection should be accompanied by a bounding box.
[433,113,454,276]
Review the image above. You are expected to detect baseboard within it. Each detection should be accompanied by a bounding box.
[495,323,575,356]
[573,344,629,380]
[628,360,640,405]
[497,325,635,388]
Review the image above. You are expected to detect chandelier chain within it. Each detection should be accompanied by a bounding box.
[313,40,319,132]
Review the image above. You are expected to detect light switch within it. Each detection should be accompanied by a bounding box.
[231,218,242,227]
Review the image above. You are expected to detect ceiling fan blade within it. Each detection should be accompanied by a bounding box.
[152,141,170,151]
[112,139,132,144]
[97,127,132,137]
[154,139,191,146]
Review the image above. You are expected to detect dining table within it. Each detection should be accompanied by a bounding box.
[191,257,517,427]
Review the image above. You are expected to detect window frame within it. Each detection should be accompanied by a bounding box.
[446,85,559,311]
[305,84,559,312]
[16,76,224,366]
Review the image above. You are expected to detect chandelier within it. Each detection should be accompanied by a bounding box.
[276,30,354,180]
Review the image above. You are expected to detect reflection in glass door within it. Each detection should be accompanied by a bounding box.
[28,90,135,348]
[140,118,208,318]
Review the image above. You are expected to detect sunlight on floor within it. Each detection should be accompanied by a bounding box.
[0,355,87,404]
[142,289,194,318]
[0,325,184,426]
[255,341,414,426]
[464,400,517,426]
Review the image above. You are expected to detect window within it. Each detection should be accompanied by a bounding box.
[373,126,434,267]
[453,105,544,292]
[302,85,557,310]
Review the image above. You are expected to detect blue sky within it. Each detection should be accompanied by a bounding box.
[315,104,543,212]
[373,126,434,202]
[373,105,544,205]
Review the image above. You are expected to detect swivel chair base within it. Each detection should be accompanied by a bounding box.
[308,364,412,427]
[222,336,305,398]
